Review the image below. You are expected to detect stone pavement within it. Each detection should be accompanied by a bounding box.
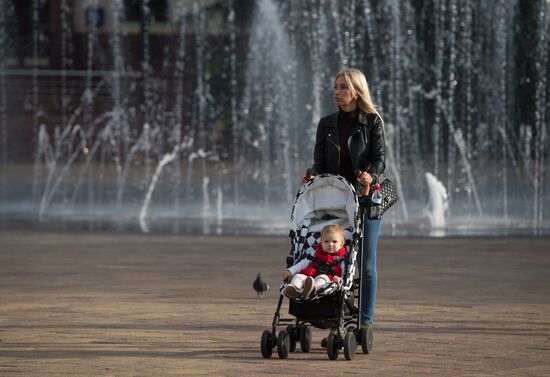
[0,231,549,376]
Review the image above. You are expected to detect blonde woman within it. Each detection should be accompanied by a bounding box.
[305,68,385,331]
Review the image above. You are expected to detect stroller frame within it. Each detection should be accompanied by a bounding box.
[260,174,374,361]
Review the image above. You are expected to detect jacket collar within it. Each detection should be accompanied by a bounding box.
[358,110,369,126]
[326,109,369,128]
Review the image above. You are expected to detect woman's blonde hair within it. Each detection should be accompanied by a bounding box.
[335,68,381,119]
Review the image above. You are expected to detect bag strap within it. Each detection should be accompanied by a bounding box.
[360,113,385,181]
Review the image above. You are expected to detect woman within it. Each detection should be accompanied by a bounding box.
[304,68,385,328]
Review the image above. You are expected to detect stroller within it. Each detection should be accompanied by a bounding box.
[260,174,374,361]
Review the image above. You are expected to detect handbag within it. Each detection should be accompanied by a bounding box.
[358,177,399,216]
[378,177,399,215]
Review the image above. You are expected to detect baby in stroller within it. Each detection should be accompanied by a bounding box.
[282,224,346,299]
[260,174,373,361]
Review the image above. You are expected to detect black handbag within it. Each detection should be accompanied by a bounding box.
[359,177,399,216]
[378,177,399,215]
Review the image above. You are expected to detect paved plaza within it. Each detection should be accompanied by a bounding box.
[1,231,549,376]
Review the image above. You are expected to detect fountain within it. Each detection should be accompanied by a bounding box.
[0,0,7,215]
[425,172,448,237]
[0,0,548,236]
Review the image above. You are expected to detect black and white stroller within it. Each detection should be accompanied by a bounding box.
[260,174,374,361]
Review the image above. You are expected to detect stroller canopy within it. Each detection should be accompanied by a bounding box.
[290,174,358,233]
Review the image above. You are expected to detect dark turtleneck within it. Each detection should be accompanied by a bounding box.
[338,107,359,185]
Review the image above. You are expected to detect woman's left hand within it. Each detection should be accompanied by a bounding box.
[356,171,373,196]
[356,171,373,187]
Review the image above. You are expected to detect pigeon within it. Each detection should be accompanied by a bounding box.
[253,273,269,297]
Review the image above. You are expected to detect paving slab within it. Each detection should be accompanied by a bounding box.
[1,231,549,376]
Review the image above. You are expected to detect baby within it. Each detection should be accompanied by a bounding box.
[282,224,346,299]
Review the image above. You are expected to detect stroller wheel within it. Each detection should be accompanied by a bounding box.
[343,331,357,360]
[277,330,290,359]
[260,330,274,358]
[299,326,312,353]
[286,325,297,352]
[360,325,374,354]
[326,333,340,360]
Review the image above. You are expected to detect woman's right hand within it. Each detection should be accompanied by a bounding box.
[301,168,316,184]
[301,173,315,184]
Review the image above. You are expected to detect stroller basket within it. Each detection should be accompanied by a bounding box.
[289,293,341,322]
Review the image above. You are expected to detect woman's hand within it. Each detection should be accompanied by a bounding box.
[356,171,373,196]
[301,172,315,184]
[356,171,373,186]
[333,276,341,284]
[282,270,292,281]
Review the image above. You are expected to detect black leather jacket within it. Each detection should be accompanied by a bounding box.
[311,110,386,180]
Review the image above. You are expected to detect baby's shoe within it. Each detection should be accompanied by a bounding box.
[302,276,315,299]
[284,284,301,298]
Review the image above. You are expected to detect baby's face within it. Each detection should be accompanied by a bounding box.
[321,232,344,254]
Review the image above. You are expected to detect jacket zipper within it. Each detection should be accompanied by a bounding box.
[327,136,340,173]
[348,128,362,150]
[348,127,364,173]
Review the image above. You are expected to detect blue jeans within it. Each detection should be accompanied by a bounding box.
[360,217,381,324]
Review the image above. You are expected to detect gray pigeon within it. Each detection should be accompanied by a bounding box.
[253,273,269,297]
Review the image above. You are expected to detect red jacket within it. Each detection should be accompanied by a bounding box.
[300,243,346,280]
